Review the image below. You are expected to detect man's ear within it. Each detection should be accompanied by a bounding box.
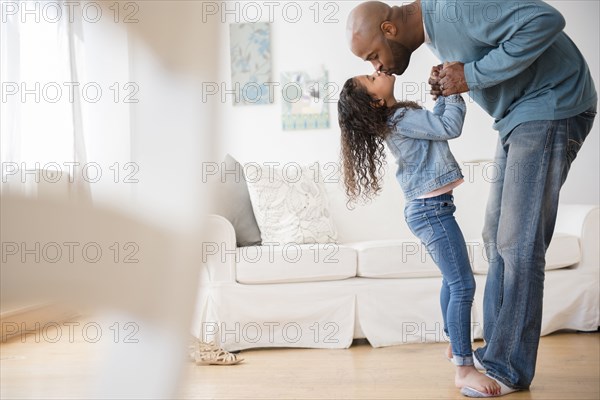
[380,21,397,38]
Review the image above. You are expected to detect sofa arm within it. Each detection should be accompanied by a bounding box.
[555,204,599,274]
[201,214,237,283]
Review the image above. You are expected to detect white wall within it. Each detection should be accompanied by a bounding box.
[215,0,599,205]
[216,1,402,165]
[78,14,133,208]
[125,1,221,229]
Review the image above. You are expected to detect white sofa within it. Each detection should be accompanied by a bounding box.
[192,161,599,351]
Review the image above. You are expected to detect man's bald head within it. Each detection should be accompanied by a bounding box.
[347,1,391,44]
[346,1,424,75]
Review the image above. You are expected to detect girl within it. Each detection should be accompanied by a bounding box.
[337,72,500,396]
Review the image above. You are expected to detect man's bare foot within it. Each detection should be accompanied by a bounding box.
[455,365,500,395]
[445,344,453,360]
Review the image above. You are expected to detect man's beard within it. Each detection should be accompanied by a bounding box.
[387,39,413,75]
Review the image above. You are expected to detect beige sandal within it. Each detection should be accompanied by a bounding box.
[189,339,244,366]
[195,347,244,366]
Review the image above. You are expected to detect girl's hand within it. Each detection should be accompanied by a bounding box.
[439,62,469,96]
[428,64,443,100]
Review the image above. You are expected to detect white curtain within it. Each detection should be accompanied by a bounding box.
[1,1,131,204]
[1,2,76,198]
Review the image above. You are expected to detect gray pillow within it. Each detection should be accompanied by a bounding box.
[214,154,262,247]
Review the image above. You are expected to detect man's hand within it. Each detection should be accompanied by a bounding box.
[428,64,443,100]
[439,62,468,96]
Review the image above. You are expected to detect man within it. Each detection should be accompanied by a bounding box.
[347,0,597,397]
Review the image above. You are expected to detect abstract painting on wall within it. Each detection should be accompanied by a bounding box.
[281,66,330,130]
[229,22,272,106]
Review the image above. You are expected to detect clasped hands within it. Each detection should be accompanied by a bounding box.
[429,62,468,100]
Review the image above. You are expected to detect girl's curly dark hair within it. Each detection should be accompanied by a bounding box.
[338,77,420,204]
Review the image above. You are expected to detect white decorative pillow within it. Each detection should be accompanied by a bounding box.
[245,164,338,244]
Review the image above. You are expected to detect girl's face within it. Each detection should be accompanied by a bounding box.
[355,72,396,107]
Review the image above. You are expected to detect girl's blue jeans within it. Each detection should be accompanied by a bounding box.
[404,193,475,366]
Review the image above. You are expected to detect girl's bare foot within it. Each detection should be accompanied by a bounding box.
[445,343,453,360]
[455,365,500,395]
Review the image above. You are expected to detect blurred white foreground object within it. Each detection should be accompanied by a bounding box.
[1,195,202,398]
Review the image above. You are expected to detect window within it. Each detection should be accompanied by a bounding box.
[1,1,75,169]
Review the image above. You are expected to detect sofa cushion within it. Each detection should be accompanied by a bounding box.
[213,154,262,247]
[245,164,338,244]
[472,233,581,275]
[235,244,357,284]
[349,240,442,279]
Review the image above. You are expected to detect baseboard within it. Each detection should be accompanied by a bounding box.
[1,303,79,342]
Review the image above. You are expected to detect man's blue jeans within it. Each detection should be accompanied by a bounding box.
[405,193,475,366]
[475,108,597,389]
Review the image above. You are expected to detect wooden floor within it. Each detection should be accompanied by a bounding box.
[1,320,598,399]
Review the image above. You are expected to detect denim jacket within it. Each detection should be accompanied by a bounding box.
[385,95,466,201]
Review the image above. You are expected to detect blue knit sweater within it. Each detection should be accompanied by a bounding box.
[421,0,597,137]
